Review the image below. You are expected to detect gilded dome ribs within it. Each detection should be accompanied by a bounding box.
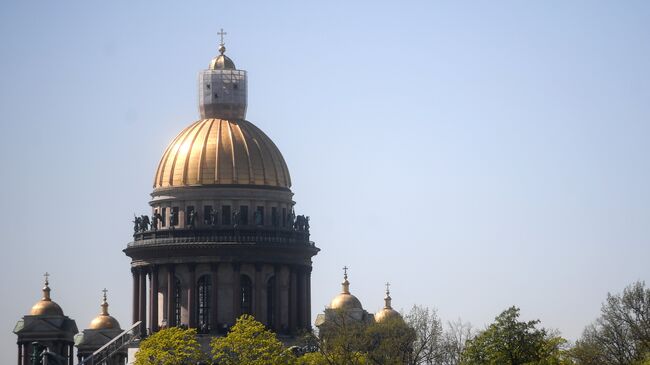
[182,120,208,185]
[232,122,255,184]
[195,119,214,183]
[226,121,237,183]
[155,123,192,187]
[154,118,291,190]
[170,121,202,186]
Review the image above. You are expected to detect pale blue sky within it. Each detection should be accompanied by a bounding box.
[1,1,649,362]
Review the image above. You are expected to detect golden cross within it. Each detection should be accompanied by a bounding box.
[218,28,228,46]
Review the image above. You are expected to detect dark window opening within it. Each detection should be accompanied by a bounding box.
[186,206,195,225]
[240,275,253,315]
[161,208,167,227]
[222,205,231,225]
[197,275,211,332]
[255,206,264,226]
[214,93,218,98]
[239,206,249,225]
[267,276,275,328]
[282,208,287,228]
[233,83,238,89]
[272,207,278,227]
[171,207,179,226]
[203,205,213,225]
[174,278,182,326]
[206,84,211,89]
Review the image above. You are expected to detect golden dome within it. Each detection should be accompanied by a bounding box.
[329,268,363,310]
[154,119,291,189]
[375,307,401,323]
[374,283,402,323]
[209,53,236,70]
[30,275,64,316]
[89,290,121,330]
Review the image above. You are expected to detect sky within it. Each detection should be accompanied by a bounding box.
[1,0,649,362]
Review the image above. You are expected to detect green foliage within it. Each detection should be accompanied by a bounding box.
[210,314,296,365]
[365,317,416,365]
[134,327,205,365]
[461,306,569,365]
[571,281,650,365]
[313,309,371,365]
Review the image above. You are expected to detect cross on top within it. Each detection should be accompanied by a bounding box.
[385,282,391,293]
[218,28,228,46]
[44,272,50,283]
[102,288,108,297]
[343,266,348,279]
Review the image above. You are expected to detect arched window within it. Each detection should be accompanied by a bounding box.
[240,275,253,315]
[266,276,275,328]
[197,275,211,332]
[174,278,182,326]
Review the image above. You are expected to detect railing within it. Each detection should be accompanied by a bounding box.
[130,227,310,246]
[78,321,141,365]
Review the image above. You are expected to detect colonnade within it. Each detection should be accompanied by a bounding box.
[17,342,75,365]
[131,262,312,336]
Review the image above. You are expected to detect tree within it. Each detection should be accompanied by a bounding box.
[571,281,650,365]
[404,305,474,365]
[441,318,474,365]
[310,309,370,365]
[210,314,296,365]
[461,306,570,365]
[405,305,445,364]
[134,327,205,365]
[365,316,416,365]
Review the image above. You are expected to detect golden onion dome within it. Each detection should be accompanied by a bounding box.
[89,290,121,330]
[154,119,291,189]
[374,283,402,323]
[209,43,236,70]
[329,268,363,310]
[30,275,64,316]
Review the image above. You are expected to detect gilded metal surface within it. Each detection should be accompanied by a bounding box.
[154,119,291,189]
[329,270,363,310]
[30,277,64,316]
[209,54,236,70]
[330,293,363,310]
[374,307,400,323]
[374,283,402,323]
[89,290,120,330]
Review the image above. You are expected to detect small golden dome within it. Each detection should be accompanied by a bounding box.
[154,119,291,189]
[374,283,402,323]
[89,289,121,330]
[375,307,401,323]
[329,267,363,310]
[30,274,64,316]
[210,31,236,70]
[209,54,236,70]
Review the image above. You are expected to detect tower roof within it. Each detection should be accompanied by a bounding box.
[153,119,291,189]
[374,282,402,323]
[209,28,236,70]
[89,289,121,330]
[30,273,64,316]
[329,266,363,310]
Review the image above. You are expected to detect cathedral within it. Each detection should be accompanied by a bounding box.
[13,33,401,365]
